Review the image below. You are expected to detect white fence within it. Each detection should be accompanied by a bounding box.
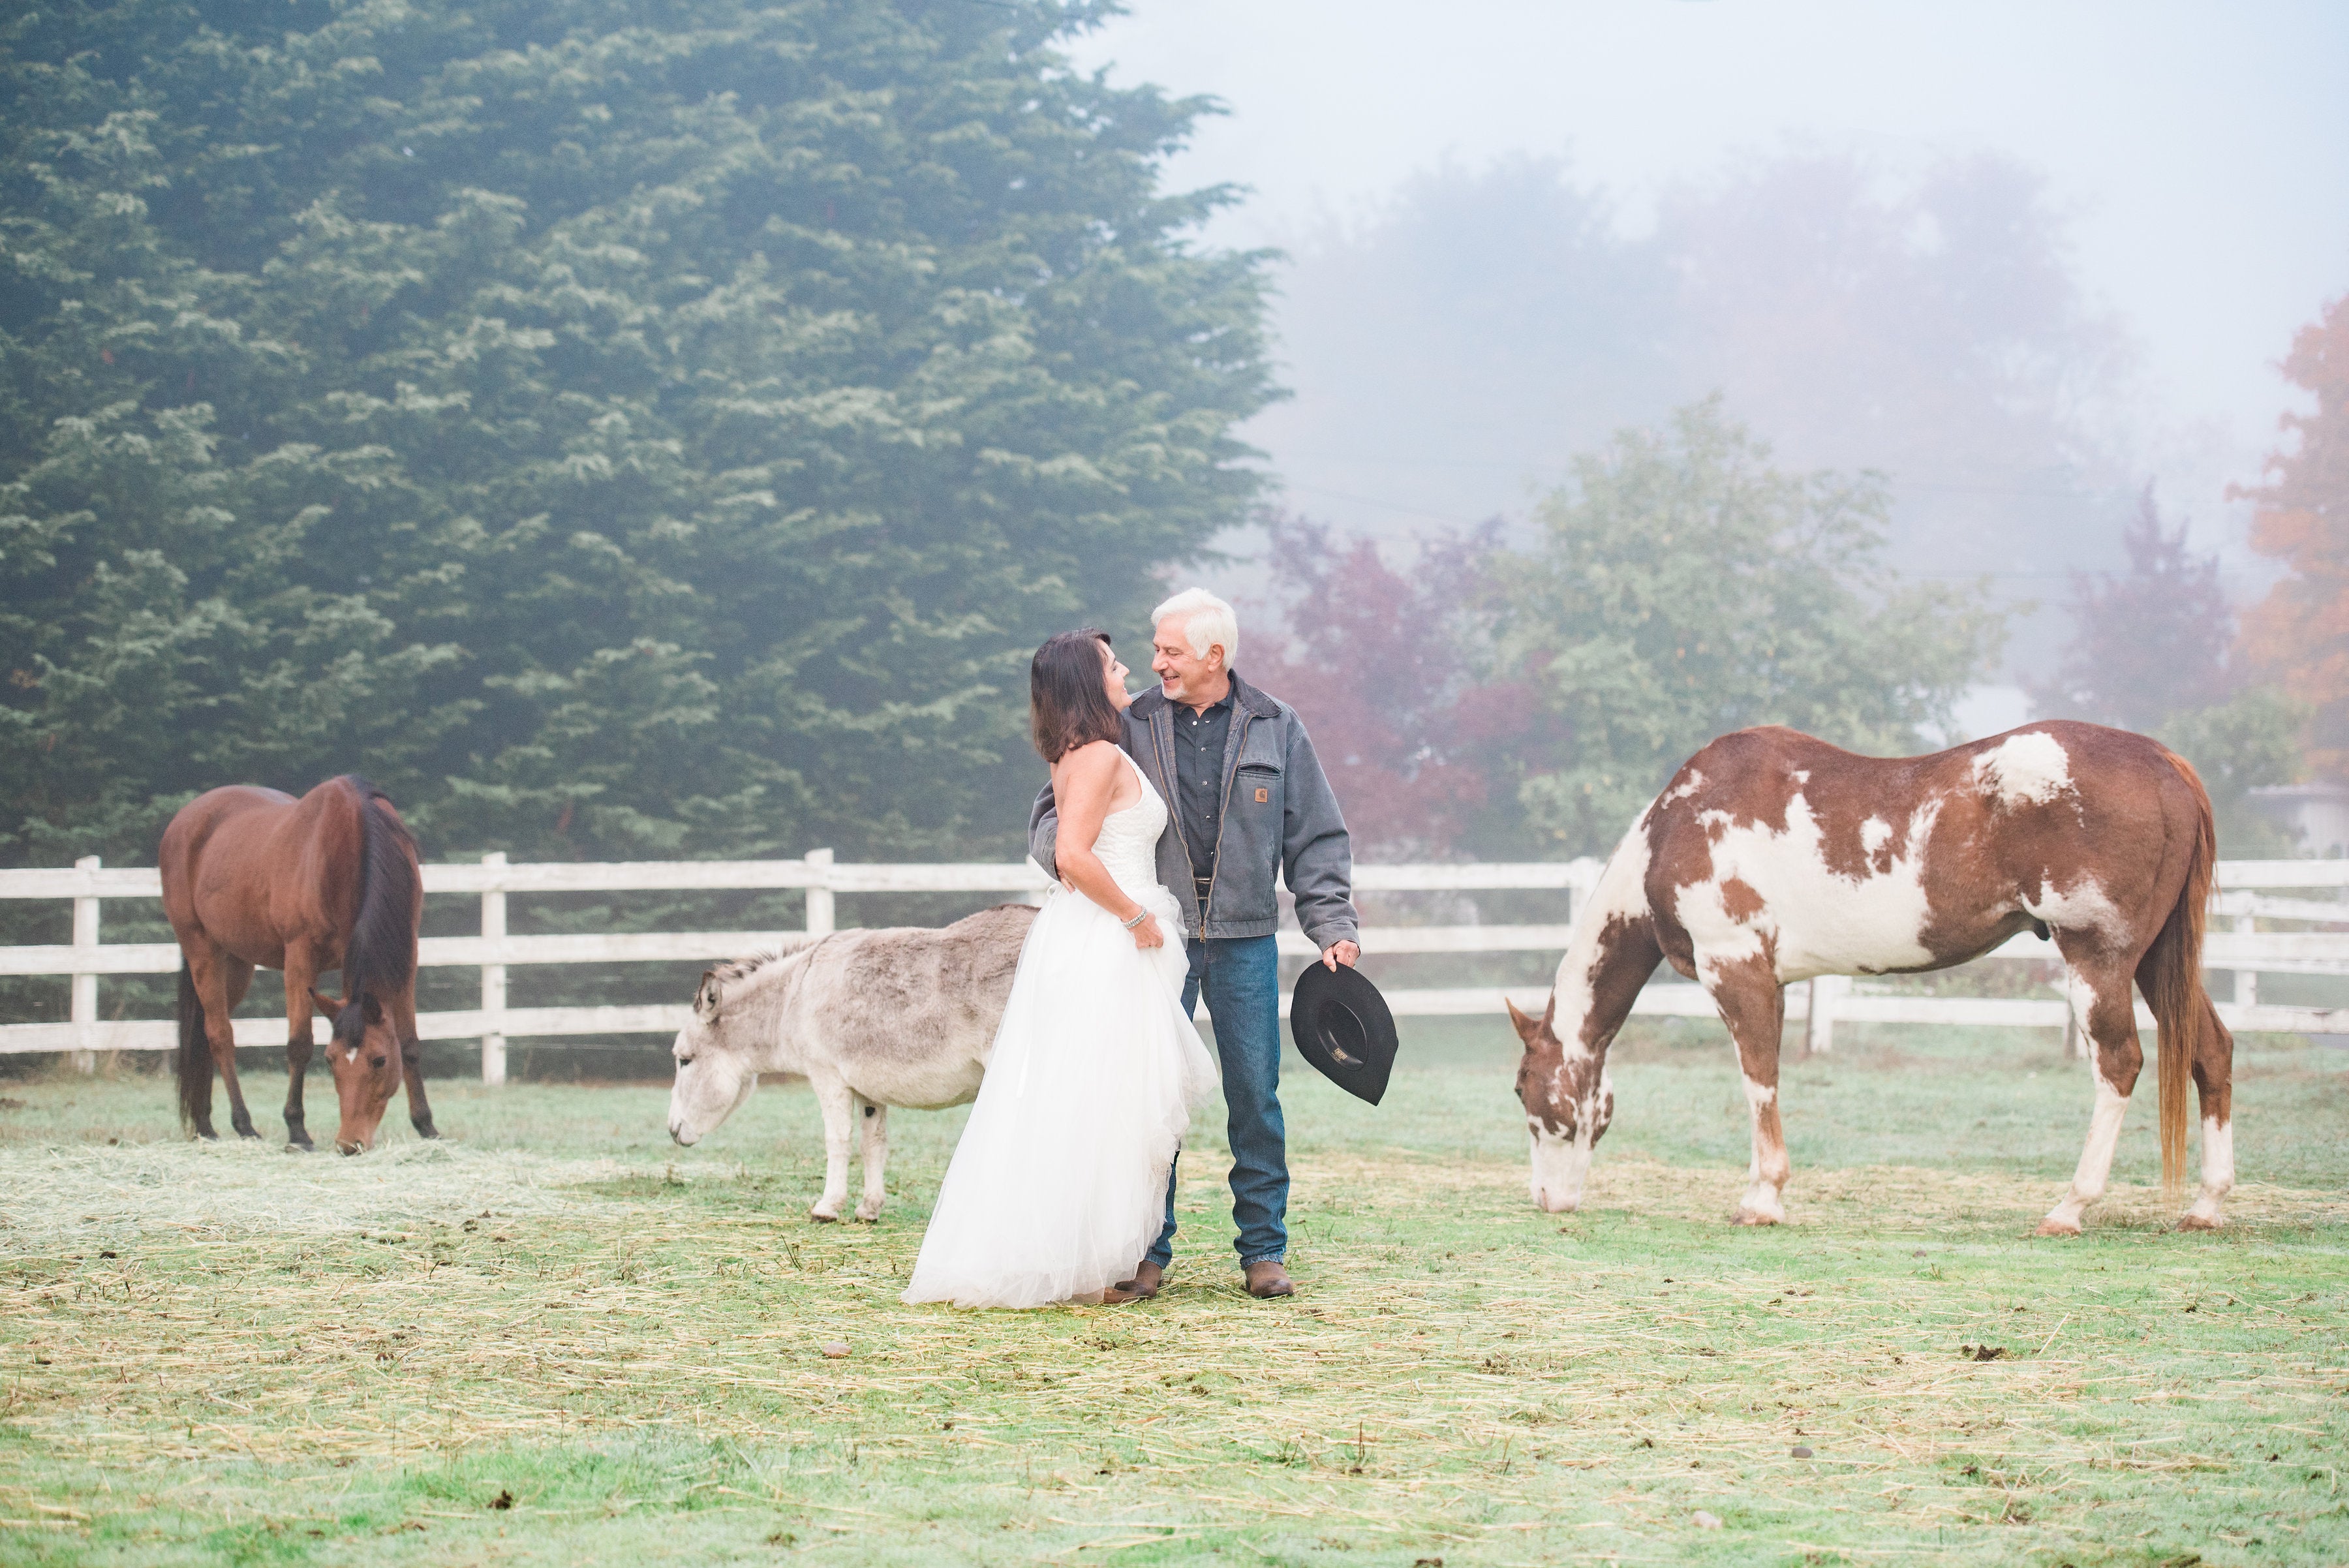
[3,855,2344,1081]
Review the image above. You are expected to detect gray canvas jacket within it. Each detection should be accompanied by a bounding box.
[1027,673,1360,951]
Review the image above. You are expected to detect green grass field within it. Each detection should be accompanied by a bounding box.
[2,1019,2345,1566]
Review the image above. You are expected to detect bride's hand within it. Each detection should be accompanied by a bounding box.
[1129,912,1165,949]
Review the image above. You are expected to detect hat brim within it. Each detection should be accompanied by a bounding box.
[1289,961,1398,1106]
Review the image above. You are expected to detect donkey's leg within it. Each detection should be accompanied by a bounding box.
[2039,962,2143,1236]
[853,1099,890,1222]
[2179,995,2235,1231]
[1709,962,1791,1225]
[806,1073,855,1222]
[392,992,438,1139]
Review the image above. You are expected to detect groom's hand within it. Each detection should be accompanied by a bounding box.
[1320,940,1360,972]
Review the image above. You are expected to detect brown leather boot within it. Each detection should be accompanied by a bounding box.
[1114,1260,1164,1299]
[1244,1260,1295,1299]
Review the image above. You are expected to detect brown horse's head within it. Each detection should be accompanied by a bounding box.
[311,989,405,1154]
[1507,993,1616,1213]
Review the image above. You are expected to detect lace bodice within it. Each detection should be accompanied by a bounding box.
[1091,752,1167,897]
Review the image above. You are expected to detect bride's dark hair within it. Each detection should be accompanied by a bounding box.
[1030,629,1122,763]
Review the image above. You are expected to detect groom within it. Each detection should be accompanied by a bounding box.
[1028,587,1360,1300]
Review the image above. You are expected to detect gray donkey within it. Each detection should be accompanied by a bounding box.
[666,902,1037,1221]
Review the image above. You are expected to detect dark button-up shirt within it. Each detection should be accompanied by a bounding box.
[1168,689,1235,889]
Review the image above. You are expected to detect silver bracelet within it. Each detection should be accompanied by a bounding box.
[1120,908,1148,929]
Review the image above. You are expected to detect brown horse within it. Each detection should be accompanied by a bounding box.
[160,775,437,1153]
[1507,722,2232,1233]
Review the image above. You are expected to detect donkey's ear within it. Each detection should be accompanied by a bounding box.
[693,970,722,1022]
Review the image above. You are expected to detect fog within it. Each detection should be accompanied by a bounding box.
[1067,1,2349,696]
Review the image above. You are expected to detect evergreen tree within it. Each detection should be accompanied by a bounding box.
[0,0,1276,867]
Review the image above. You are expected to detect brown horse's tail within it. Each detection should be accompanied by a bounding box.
[335,775,418,1045]
[174,959,211,1130]
[2137,751,2217,1197]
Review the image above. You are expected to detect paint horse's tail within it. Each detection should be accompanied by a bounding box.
[174,958,211,1130]
[2138,751,2217,1197]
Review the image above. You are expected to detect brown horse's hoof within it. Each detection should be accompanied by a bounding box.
[412,1118,440,1141]
[1730,1210,1781,1227]
[2176,1214,2221,1232]
[2033,1218,2082,1237]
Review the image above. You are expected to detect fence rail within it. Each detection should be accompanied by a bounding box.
[4,854,2343,1078]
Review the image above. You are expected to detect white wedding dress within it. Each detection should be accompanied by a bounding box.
[904,752,1219,1308]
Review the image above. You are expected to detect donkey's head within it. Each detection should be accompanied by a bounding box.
[668,965,763,1145]
[311,988,405,1154]
[1507,992,1616,1214]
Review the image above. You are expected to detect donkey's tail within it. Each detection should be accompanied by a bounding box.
[174,959,211,1130]
[2137,751,2217,1197]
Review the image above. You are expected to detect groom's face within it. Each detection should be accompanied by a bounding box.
[1152,617,1225,702]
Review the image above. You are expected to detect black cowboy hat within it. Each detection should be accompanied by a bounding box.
[1290,961,1398,1105]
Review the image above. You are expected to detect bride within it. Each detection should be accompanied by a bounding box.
[902,630,1219,1308]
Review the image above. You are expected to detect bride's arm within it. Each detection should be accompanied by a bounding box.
[1048,743,1165,949]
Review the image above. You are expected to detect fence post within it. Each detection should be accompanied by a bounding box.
[805,848,835,936]
[2234,911,2256,1009]
[69,855,100,1075]
[480,852,508,1087]
[1803,974,1844,1056]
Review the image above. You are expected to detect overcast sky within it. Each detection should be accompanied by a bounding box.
[1066,1,2349,564]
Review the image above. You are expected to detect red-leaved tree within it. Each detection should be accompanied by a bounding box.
[1249,515,1532,858]
[2239,294,2349,780]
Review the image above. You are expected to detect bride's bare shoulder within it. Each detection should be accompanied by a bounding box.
[1050,739,1123,786]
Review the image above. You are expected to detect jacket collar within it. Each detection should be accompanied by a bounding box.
[1131,671,1278,721]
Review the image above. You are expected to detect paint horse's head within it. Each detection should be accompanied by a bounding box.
[1507,993,1617,1214]
[309,988,405,1154]
[667,963,763,1146]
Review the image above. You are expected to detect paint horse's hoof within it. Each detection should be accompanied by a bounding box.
[2176,1212,2222,1232]
[809,1210,840,1224]
[2034,1217,2083,1237]
[1730,1208,1782,1227]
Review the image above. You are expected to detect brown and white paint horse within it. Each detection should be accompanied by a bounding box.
[161,775,437,1153]
[1507,722,2232,1234]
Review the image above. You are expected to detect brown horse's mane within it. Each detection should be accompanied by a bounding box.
[333,775,417,1048]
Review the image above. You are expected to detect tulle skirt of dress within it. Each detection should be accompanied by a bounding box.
[902,881,1218,1309]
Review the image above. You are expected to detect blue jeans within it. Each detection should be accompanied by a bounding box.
[1148,934,1287,1268]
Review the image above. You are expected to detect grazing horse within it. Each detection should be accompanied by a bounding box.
[667,903,1036,1221]
[1507,722,2232,1234]
[160,775,437,1153]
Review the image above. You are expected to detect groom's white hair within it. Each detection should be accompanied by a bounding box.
[1151,587,1239,666]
